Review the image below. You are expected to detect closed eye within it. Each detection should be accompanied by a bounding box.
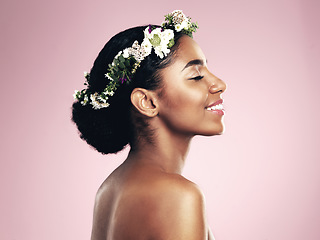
[189,75,204,81]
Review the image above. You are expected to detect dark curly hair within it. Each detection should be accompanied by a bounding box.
[72,25,186,154]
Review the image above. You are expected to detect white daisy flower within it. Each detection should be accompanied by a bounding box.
[141,38,152,56]
[175,24,182,32]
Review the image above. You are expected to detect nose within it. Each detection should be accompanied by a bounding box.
[208,74,227,94]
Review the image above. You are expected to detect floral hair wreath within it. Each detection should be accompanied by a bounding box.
[73,10,198,110]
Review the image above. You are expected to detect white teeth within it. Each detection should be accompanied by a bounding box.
[206,103,223,111]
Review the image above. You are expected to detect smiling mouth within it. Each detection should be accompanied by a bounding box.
[206,103,224,111]
[205,99,224,111]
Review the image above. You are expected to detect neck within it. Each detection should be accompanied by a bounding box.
[127,124,193,175]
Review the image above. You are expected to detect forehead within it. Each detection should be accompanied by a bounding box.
[174,35,206,66]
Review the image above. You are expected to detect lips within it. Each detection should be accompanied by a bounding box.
[205,99,224,115]
[207,99,223,107]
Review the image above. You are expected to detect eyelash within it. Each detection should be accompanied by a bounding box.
[190,75,204,81]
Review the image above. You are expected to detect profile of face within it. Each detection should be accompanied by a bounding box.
[156,35,227,137]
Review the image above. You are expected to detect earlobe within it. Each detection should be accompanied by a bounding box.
[131,88,159,117]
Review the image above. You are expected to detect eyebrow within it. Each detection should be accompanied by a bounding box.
[181,59,206,72]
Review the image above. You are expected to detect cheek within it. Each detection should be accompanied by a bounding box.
[164,85,206,111]
[159,85,207,125]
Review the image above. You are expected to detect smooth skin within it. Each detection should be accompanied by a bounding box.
[91,35,227,240]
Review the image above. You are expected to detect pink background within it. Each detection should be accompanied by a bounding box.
[1,0,319,239]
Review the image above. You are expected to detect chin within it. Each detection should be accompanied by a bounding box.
[202,123,225,136]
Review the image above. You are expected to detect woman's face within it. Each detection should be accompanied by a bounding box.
[156,35,227,137]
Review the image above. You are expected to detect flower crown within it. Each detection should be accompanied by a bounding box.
[73,10,198,109]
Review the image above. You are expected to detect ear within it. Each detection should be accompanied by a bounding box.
[131,88,159,117]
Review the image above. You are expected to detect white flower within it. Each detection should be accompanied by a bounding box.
[175,24,182,32]
[123,48,129,58]
[90,93,110,109]
[141,27,175,59]
[81,95,89,105]
[73,90,79,99]
[97,95,108,102]
[90,93,97,101]
[163,29,174,39]
[171,10,187,24]
[104,90,114,96]
[100,103,110,108]
[83,71,89,77]
[141,27,174,59]
[180,19,189,30]
[145,27,162,41]
[141,38,152,56]
[127,40,146,61]
[159,37,168,48]
[115,51,122,59]
[161,46,170,57]
[154,46,164,59]
[131,41,140,49]
[144,27,151,38]
[151,27,162,35]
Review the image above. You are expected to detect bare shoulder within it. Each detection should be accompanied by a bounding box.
[151,173,205,206]
[127,171,205,209]
[138,173,207,240]
[92,168,208,240]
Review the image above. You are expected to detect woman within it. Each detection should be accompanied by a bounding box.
[72,10,226,240]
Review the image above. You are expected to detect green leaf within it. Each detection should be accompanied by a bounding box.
[124,59,131,67]
[118,55,125,63]
[168,38,175,48]
[119,62,125,69]
[149,34,161,46]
